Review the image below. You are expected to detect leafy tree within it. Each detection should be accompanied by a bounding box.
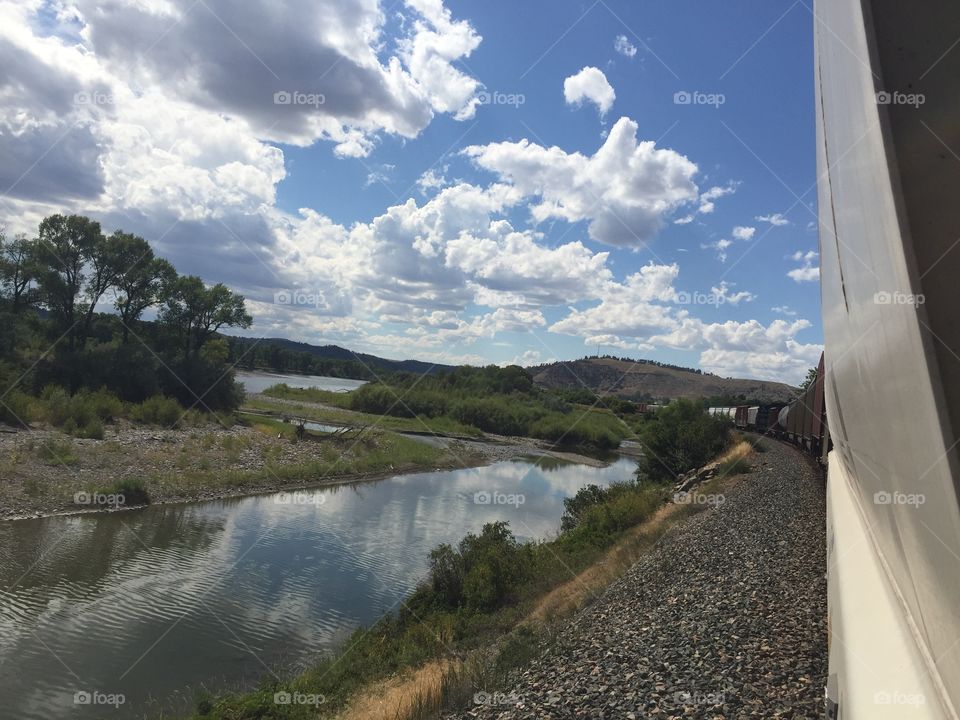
[0,231,39,312]
[111,232,176,342]
[35,214,104,349]
[637,398,730,482]
[161,276,252,358]
[798,366,818,392]
[79,229,129,345]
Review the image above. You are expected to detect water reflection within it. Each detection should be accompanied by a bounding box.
[234,371,366,395]
[0,456,637,719]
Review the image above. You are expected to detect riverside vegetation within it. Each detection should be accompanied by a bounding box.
[2,214,744,718]
[0,214,639,516]
[259,365,635,450]
[186,403,737,720]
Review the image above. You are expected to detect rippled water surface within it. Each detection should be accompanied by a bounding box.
[0,457,637,719]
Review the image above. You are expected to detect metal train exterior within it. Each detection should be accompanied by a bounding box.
[815,0,960,717]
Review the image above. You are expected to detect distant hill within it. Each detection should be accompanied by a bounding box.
[236,337,455,376]
[530,357,798,403]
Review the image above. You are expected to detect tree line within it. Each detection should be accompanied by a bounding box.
[226,337,380,380]
[0,214,252,416]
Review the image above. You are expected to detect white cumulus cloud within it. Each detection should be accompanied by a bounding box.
[563,66,616,115]
[463,117,699,247]
[787,251,820,282]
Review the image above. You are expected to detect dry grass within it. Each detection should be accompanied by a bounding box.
[715,440,753,477]
[330,442,758,720]
[333,658,461,720]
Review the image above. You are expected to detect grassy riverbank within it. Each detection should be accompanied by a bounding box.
[247,392,485,437]
[262,367,632,450]
[187,437,753,720]
[0,417,477,519]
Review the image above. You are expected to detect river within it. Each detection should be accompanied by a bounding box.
[234,370,367,395]
[0,456,638,719]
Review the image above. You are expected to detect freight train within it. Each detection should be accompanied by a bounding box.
[708,354,829,462]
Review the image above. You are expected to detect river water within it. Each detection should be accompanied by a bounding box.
[234,371,367,395]
[0,456,638,719]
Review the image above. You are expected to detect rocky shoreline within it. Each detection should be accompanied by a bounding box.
[447,439,826,719]
[0,416,613,521]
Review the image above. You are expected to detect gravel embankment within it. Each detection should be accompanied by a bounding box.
[453,439,827,719]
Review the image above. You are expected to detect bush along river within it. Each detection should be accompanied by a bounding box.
[0,455,638,719]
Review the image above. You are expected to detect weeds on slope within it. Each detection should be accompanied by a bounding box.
[189,438,753,720]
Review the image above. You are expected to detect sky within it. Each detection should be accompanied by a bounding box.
[0,0,823,384]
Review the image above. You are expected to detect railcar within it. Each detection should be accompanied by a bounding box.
[816,0,960,716]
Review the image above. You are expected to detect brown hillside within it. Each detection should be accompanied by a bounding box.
[531,357,798,403]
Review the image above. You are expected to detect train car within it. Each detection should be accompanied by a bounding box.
[771,355,829,457]
[746,406,759,427]
[756,405,783,434]
[734,405,750,428]
[816,0,960,716]
[777,405,789,434]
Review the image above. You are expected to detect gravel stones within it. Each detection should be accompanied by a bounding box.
[450,440,827,719]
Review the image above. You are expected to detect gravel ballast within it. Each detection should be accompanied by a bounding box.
[453,439,827,719]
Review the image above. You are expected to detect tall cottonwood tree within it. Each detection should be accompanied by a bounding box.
[160,275,252,359]
[111,232,177,342]
[35,214,104,350]
[0,231,38,312]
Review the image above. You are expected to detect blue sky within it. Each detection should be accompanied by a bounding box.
[0,0,823,383]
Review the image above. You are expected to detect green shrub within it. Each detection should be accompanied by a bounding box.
[560,482,661,544]
[39,385,73,426]
[131,395,185,427]
[0,389,34,427]
[426,522,525,611]
[38,386,123,431]
[74,419,105,440]
[560,484,609,532]
[85,388,124,422]
[718,454,751,476]
[95,477,150,506]
[637,399,730,482]
[34,436,78,465]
